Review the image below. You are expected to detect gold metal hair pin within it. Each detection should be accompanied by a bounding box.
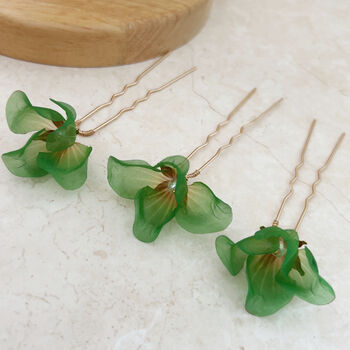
[186,88,283,178]
[2,54,195,190]
[76,53,171,127]
[76,54,195,135]
[216,119,345,317]
[273,120,345,230]
[107,88,283,243]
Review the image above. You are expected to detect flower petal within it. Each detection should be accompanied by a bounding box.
[255,226,299,276]
[46,122,77,152]
[280,247,335,305]
[157,155,190,175]
[107,157,168,199]
[237,236,280,255]
[245,254,294,316]
[49,99,76,121]
[46,100,77,152]
[156,155,189,205]
[37,142,92,190]
[34,106,65,122]
[2,129,48,177]
[133,186,177,242]
[6,91,62,134]
[215,235,247,276]
[175,182,232,233]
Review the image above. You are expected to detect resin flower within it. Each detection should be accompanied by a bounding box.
[216,226,335,316]
[2,91,92,190]
[108,155,232,242]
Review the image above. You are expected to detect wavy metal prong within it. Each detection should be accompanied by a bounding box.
[186,88,257,160]
[78,67,196,136]
[272,119,316,226]
[186,97,283,179]
[294,132,345,231]
[76,52,170,127]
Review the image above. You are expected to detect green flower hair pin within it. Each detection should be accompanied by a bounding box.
[2,53,195,190]
[216,120,345,317]
[108,88,283,242]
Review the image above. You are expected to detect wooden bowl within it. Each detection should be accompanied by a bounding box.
[0,0,212,67]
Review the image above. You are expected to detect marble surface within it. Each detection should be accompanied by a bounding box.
[0,1,349,349]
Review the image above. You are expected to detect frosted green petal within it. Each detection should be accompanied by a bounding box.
[280,229,301,275]
[245,254,294,316]
[157,155,190,175]
[254,226,294,240]
[255,226,299,276]
[156,155,189,205]
[50,99,76,121]
[237,235,280,255]
[46,99,77,152]
[6,91,61,134]
[281,247,335,305]
[176,182,232,233]
[215,235,247,276]
[133,186,177,243]
[34,106,65,122]
[37,142,92,190]
[2,130,48,177]
[46,122,77,152]
[107,157,167,199]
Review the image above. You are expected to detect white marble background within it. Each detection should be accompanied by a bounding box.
[0,0,350,349]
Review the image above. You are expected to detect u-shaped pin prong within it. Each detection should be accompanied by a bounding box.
[186,96,283,179]
[294,132,345,231]
[77,66,196,136]
[186,88,257,160]
[272,119,316,226]
[76,52,170,128]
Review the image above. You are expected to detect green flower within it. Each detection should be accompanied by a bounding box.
[216,226,335,316]
[2,91,92,190]
[108,155,232,242]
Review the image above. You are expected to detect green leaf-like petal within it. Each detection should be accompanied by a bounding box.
[215,235,247,276]
[254,227,299,247]
[6,91,60,134]
[280,247,335,305]
[255,226,299,276]
[156,155,189,206]
[2,129,48,177]
[46,99,77,152]
[37,142,92,190]
[176,182,232,233]
[33,106,65,122]
[133,186,177,243]
[237,235,280,255]
[49,99,76,121]
[245,254,294,316]
[46,122,77,152]
[157,155,190,175]
[107,157,168,199]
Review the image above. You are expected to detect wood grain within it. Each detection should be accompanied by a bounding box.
[0,0,212,67]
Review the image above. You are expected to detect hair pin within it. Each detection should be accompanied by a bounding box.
[2,54,195,190]
[108,89,283,243]
[216,120,345,317]
[76,52,171,131]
